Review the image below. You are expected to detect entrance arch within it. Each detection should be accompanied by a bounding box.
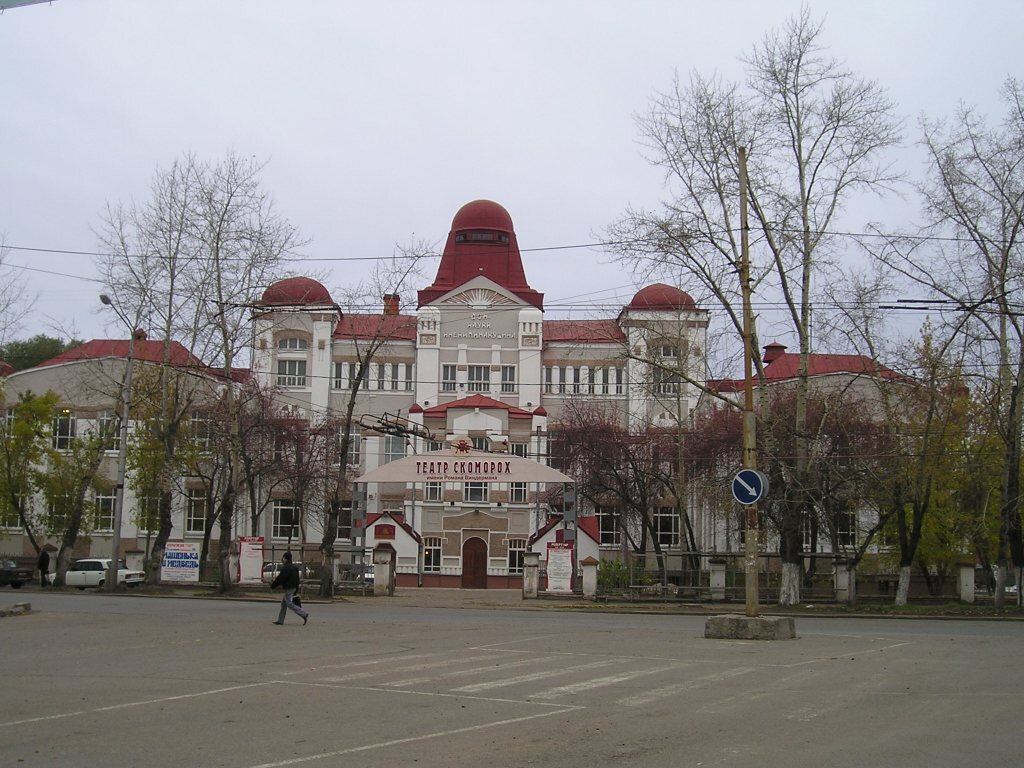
[461,537,488,589]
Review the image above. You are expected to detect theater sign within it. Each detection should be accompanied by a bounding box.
[355,449,573,484]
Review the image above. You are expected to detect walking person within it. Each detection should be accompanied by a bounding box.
[270,551,308,625]
[37,548,50,588]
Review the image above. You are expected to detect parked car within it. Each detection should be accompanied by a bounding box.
[0,558,33,588]
[48,558,145,588]
[261,561,317,583]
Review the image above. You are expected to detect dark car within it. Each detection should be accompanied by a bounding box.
[0,557,33,588]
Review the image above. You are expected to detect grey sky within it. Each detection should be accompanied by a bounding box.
[1,0,1020,346]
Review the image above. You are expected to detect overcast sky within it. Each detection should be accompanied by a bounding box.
[1,0,1020,349]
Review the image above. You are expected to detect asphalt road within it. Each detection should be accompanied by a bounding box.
[3,591,1022,768]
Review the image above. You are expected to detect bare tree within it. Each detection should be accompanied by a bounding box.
[608,8,901,604]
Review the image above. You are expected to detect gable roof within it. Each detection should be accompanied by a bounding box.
[422,394,535,420]
[709,352,905,393]
[34,339,211,372]
[544,319,625,343]
[528,515,600,546]
[333,314,417,341]
[365,511,422,544]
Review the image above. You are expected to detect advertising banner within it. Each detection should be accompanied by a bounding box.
[238,537,265,584]
[161,541,200,583]
[546,542,574,593]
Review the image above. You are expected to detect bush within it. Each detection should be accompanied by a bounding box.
[597,560,655,591]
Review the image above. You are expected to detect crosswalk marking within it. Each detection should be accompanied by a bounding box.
[452,659,619,694]
[617,667,756,707]
[323,654,500,683]
[384,656,561,688]
[530,664,684,700]
[279,653,441,676]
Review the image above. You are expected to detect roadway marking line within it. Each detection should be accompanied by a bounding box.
[245,707,579,768]
[272,679,583,709]
[384,656,560,688]
[775,640,914,668]
[0,682,270,728]
[471,634,560,650]
[278,653,439,676]
[617,667,755,707]
[531,664,684,700]
[452,659,619,693]
[321,654,500,683]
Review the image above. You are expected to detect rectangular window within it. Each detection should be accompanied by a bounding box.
[510,442,528,458]
[441,364,457,392]
[654,506,679,547]
[404,363,414,391]
[660,345,678,358]
[423,537,442,572]
[509,482,527,503]
[558,366,566,394]
[276,359,307,387]
[547,434,566,471]
[464,482,489,503]
[654,368,681,395]
[94,492,116,532]
[384,435,406,464]
[186,489,206,535]
[467,365,489,392]
[544,366,553,394]
[390,363,400,390]
[615,367,624,395]
[470,436,488,451]
[277,338,308,350]
[338,423,361,466]
[53,409,76,450]
[507,538,526,574]
[333,362,346,389]
[596,505,620,546]
[273,434,289,462]
[500,365,516,393]
[190,412,211,451]
[587,367,596,394]
[0,495,21,529]
[424,482,442,502]
[137,494,160,534]
[427,440,444,453]
[601,367,610,395]
[272,499,299,540]
[348,362,370,390]
[48,497,70,532]
[572,366,581,394]
[376,363,386,390]
[97,410,120,452]
[836,512,857,547]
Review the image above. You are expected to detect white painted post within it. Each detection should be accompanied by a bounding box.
[959,563,976,604]
[709,559,726,601]
[580,556,599,599]
[522,552,540,599]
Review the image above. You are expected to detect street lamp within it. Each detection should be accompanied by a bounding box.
[100,294,137,593]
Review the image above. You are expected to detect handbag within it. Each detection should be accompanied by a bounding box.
[293,591,302,608]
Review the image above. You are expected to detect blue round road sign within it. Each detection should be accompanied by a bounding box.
[732,469,767,505]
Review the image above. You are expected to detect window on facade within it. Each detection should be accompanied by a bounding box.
[615,367,625,395]
[572,366,581,394]
[500,365,516,393]
[835,512,857,547]
[544,366,553,394]
[332,362,346,389]
[441,364,457,392]
[507,538,526,574]
[389,363,400,391]
[467,365,489,392]
[277,338,308,350]
[48,497,70,532]
[601,367,610,395]
[338,423,360,466]
[384,435,406,464]
[273,434,290,462]
[96,410,120,452]
[136,494,160,534]
[547,434,566,471]
[404,363,414,391]
[348,362,370,390]
[190,412,211,451]
[423,537,442,572]
[557,366,567,394]
[424,482,442,502]
[470,436,488,451]
[587,367,596,394]
[427,440,444,452]
[510,442,528,458]
[52,409,76,450]
[464,482,488,503]
[509,482,527,503]
[653,368,681,395]
[660,345,679,358]
[94,492,116,532]
[277,359,307,387]
[186,489,207,535]
[654,506,679,547]
[272,499,299,540]
[596,506,620,546]
[376,363,386,390]
[0,497,20,529]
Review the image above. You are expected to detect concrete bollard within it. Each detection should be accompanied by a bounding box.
[522,552,540,599]
[580,556,599,599]
[709,559,726,601]
[959,562,976,604]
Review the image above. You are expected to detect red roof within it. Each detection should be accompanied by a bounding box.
[709,352,904,392]
[261,276,333,307]
[626,283,696,311]
[528,515,600,546]
[333,314,416,341]
[422,394,535,420]
[544,319,625,343]
[418,200,544,309]
[34,339,210,372]
[365,512,422,544]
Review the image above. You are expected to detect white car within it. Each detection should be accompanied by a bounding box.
[49,558,146,588]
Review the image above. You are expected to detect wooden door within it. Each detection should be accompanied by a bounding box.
[461,537,488,589]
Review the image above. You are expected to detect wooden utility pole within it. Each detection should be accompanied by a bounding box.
[739,146,760,618]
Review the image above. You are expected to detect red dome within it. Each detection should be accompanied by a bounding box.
[627,283,696,311]
[451,199,514,232]
[0,362,13,377]
[261,277,333,307]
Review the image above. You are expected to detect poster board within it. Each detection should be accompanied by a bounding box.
[546,542,574,593]
[238,537,265,584]
[161,541,200,583]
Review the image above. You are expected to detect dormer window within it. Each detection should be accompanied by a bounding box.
[454,231,509,244]
[277,337,309,351]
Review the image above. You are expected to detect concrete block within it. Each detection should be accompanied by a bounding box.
[704,613,796,640]
[0,602,31,618]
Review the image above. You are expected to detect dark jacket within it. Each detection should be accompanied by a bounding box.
[271,562,300,591]
[38,549,50,570]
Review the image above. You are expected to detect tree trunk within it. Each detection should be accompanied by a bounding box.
[895,564,912,606]
[779,561,800,606]
[147,490,174,584]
